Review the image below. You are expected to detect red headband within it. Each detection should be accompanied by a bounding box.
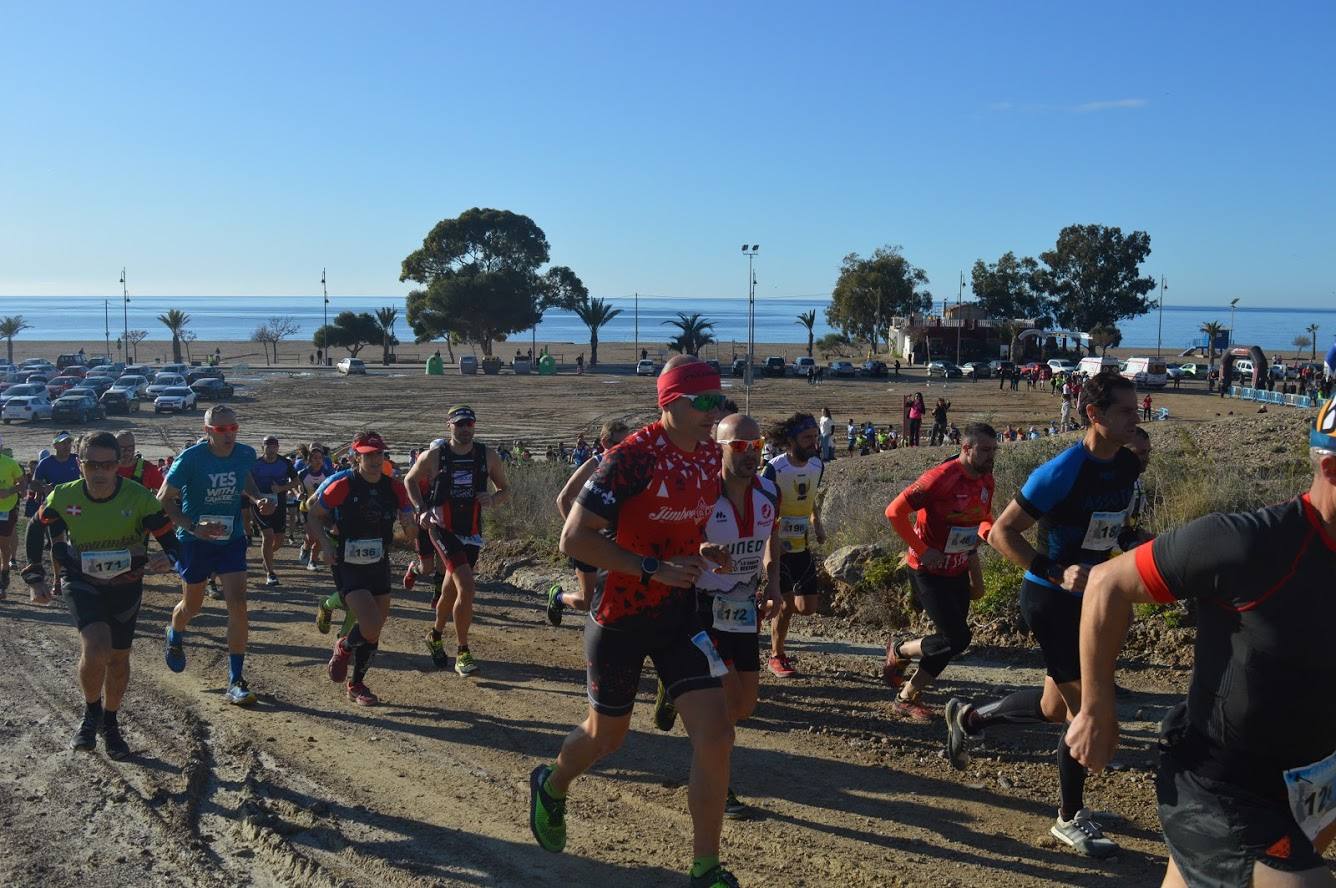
[657,362,722,408]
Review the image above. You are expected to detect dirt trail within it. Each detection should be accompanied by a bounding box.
[0,535,1222,888]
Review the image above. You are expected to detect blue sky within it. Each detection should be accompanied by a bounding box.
[2,1,1333,307]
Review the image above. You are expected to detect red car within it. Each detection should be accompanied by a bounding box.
[46,375,82,398]
[1021,362,1044,378]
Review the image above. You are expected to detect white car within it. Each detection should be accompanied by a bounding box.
[2,395,53,424]
[1047,359,1078,374]
[154,386,198,414]
[0,382,48,405]
[145,373,187,397]
[110,375,150,398]
[635,359,657,376]
[158,363,190,376]
[337,357,367,375]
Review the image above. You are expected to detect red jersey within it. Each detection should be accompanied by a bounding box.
[117,457,164,493]
[576,421,721,630]
[893,457,995,576]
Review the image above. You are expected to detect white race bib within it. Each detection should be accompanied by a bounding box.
[344,537,385,565]
[1284,749,1336,842]
[712,595,758,633]
[943,524,982,554]
[198,514,235,538]
[1080,510,1127,552]
[81,549,132,580]
[779,516,809,539]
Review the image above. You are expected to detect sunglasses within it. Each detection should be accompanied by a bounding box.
[206,424,239,433]
[720,437,765,453]
[81,458,118,471]
[678,393,727,412]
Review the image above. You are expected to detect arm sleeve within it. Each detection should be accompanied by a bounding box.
[575,444,650,522]
[885,492,927,554]
[1134,513,1247,605]
[317,475,351,510]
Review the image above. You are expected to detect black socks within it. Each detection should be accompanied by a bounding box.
[968,687,1046,732]
[352,642,378,684]
[1057,736,1086,820]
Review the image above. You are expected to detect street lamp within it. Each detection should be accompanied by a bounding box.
[1156,275,1167,357]
[120,267,130,361]
[1229,297,1240,351]
[322,268,329,365]
[741,245,759,411]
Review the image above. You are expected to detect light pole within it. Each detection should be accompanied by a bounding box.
[321,268,329,365]
[955,270,964,366]
[1156,275,1167,357]
[741,245,759,411]
[1229,297,1240,351]
[634,291,639,361]
[120,268,130,361]
[103,299,110,357]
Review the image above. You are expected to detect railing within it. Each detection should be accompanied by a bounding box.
[1230,386,1316,409]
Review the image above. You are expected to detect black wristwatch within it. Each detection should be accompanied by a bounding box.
[639,556,659,586]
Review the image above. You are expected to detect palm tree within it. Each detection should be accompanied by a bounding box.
[795,310,816,357]
[374,307,399,365]
[157,309,191,363]
[1201,321,1225,370]
[663,312,716,356]
[572,297,622,367]
[0,315,32,364]
[1307,323,1320,361]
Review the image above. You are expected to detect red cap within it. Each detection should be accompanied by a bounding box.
[351,431,387,453]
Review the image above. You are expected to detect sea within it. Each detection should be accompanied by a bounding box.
[0,294,1331,355]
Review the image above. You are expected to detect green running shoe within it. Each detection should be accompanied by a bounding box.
[653,678,677,732]
[455,649,478,676]
[546,584,565,626]
[688,864,741,887]
[528,765,567,853]
[425,633,450,670]
[315,601,332,635]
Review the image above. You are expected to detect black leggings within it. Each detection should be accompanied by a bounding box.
[908,569,972,677]
[907,417,922,446]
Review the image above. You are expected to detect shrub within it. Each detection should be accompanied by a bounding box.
[485,460,569,548]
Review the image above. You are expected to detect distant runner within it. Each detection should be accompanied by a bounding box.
[250,434,299,587]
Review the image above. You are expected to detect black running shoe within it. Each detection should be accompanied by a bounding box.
[723,787,751,820]
[944,697,974,771]
[101,722,131,760]
[72,717,99,753]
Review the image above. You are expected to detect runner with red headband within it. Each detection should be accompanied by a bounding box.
[528,355,742,888]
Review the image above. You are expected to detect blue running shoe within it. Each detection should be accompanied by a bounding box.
[164,626,186,673]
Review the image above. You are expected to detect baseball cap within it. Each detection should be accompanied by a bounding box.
[351,431,388,453]
[1312,396,1336,451]
[263,434,279,445]
[53,430,73,443]
[448,405,476,424]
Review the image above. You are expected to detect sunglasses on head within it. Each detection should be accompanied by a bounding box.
[721,437,764,453]
[81,458,117,471]
[678,393,727,412]
[206,423,239,433]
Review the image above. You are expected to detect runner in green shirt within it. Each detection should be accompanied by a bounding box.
[0,448,25,597]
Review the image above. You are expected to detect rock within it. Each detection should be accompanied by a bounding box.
[823,544,885,585]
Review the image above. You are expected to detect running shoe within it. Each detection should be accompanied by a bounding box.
[306,560,319,572]
[71,716,99,752]
[1050,808,1118,859]
[455,650,478,676]
[327,638,351,683]
[265,573,280,587]
[528,764,567,853]
[52,576,63,599]
[882,638,909,688]
[402,564,419,590]
[546,584,565,627]
[225,679,257,706]
[346,681,379,706]
[298,545,310,562]
[723,788,750,820]
[164,627,186,673]
[892,693,934,723]
[767,654,796,679]
[943,697,974,770]
[688,864,742,887]
[425,633,449,670]
[208,578,224,600]
[101,721,131,761]
[653,678,678,731]
[315,600,332,634]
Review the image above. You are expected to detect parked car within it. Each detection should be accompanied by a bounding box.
[100,389,142,415]
[927,360,963,378]
[24,371,53,385]
[731,358,749,378]
[960,361,991,379]
[337,357,367,376]
[46,375,83,398]
[704,359,721,375]
[99,362,126,377]
[791,356,816,377]
[860,360,888,378]
[145,373,187,397]
[154,387,198,414]
[635,359,657,377]
[185,367,224,384]
[62,366,89,379]
[56,353,88,370]
[0,382,49,405]
[86,356,112,369]
[1046,359,1078,374]
[1020,362,1044,378]
[110,375,150,398]
[828,360,856,378]
[52,393,106,423]
[123,364,153,378]
[1178,362,1203,377]
[159,363,190,376]
[2,395,53,424]
[763,356,787,377]
[21,359,55,373]
[1077,356,1121,377]
[988,360,1016,376]
[63,386,99,402]
[81,376,115,396]
[190,378,235,399]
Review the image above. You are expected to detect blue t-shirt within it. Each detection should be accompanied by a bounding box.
[1326,340,1336,374]
[1016,442,1142,593]
[251,455,297,494]
[35,454,81,486]
[164,441,258,545]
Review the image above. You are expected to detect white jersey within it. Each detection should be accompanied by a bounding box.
[696,476,780,600]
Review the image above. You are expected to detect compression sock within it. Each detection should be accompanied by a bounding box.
[690,856,720,878]
[430,628,443,642]
[543,765,566,799]
[345,625,366,649]
[228,654,244,684]
[967,687,1045,732]
[352,642,378,683]
[338,611,357,638]
[102,709,118,729]
[1057,736,1087,821]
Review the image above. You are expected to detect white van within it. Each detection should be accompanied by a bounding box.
[1121,356,1168,389]
[1077,356,1120,377]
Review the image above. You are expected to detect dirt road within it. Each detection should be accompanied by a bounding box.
[3,538,1202,888]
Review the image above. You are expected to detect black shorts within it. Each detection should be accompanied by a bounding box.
[1157,749,1326,884]
[778,551,819,598]
[333,560,392,597]
[0,506,17,536]
[697,595,760,673]
[416,527,434,559]
[426,525,481,572]
[1019,578,1081,684]
[66,578,143,650]
[584,612,722,717]
[569,556,598,574]
[252,504,286,534]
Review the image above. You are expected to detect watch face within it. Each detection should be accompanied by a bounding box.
[642,557,659,573]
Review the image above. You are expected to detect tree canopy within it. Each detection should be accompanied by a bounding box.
[573,296,622,366]
[1035,224,1156,332]
[827,246,932,350]
[314,311,381,357]
[663,313,716,356]
[970,252,1047,322]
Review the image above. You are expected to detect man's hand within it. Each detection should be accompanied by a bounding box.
[761,590,783,621]
[699,543,733,573]
[416,511,434,531]
[919,548,946,569]
[653,558,703,589]
[255,496,277,516]
[1059,564,1092,595]
[1065,708,1119,773]
[476,491,494,508]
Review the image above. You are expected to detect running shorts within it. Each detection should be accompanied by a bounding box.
[584,611,721,717]
[252,503,287,534]
[176,535,248,584]
[334,559,392,597]
[1018,578,1081,683]
[697,595,760,673]
[427,525,481,572]
[416,527,434,559]
[65,578,143,650]
[0,506,17,536]
[569,556,598,575]
[778,551,819,598]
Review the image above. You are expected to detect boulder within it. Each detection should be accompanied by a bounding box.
[823,544,886,586]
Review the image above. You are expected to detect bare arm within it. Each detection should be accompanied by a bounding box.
[556,459,599,519]
[157,482,193,535]
[305,497,340,566]
[559,503,701,589]
[403,448,438,514]
[989,498,1087,593]
[762,519,783,618]
[483,448,511,508]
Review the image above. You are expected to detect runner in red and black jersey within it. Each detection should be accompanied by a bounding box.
[404,407,510,676]
[528,355,742,888]
[1068,395,1336,887]
[883,422,997,721]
